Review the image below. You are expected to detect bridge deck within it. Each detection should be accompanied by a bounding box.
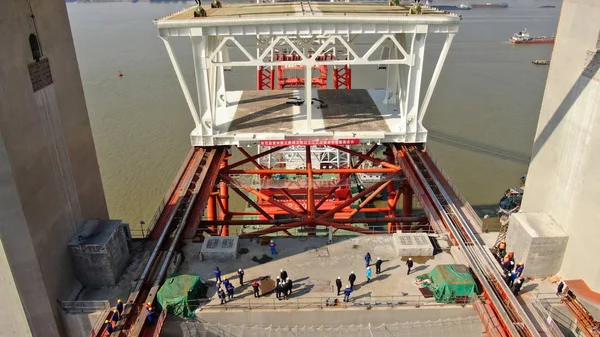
[217,89,394,139]
[161,2,453,22]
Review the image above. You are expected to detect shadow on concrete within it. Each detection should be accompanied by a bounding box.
[531,51,600,161]
[384,264,401,273]
[376,274,391,281]
[410,265,429,274]
[353,292,373,301]
[521,283,538,293]
[293,284,315,297]
[428,129,531,165]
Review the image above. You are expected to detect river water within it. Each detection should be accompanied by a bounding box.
[67,0,560,228]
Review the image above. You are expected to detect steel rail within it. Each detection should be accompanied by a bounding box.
[128,149,220,337]
[411,147,542,337]
[111,149,205,337]
[401,145,540,337]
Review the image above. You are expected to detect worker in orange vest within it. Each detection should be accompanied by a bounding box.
[497,241,506,260]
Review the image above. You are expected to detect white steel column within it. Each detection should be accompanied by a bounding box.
[384,45,399,105]
[305,52,313,132]
[419,33,455,123]
[403,28,428,141]
[192,36,213,136]
[160,37,201,128]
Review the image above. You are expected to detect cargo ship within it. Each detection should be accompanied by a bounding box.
[532,60,550,65]
[510,29,555,44]
[433,3,472,10]
[471,2,508,8]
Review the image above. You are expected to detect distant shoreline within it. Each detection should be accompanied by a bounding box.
[67,0,193,3]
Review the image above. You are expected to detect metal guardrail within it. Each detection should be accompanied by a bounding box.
[131,148,195,239]
[59,301,110,337]
[426,148,486,231]
[172,295,459,311]
[530,294,565,337]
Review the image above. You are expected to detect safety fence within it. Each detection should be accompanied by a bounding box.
[59,300,110,337]
[533,292,585,337]
[176,316,485,337]
[169,294,454,312]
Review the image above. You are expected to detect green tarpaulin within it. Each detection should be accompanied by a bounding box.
[416,264,478,304]
[157,274,207,318]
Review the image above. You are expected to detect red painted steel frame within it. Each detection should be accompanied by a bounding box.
[213,145,427,236]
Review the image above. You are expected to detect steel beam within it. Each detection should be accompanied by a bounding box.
[225,146,287,170]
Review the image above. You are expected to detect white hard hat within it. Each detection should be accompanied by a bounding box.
[351,271,354,274]
[337,276,341,279]
[238,269,242,271]
[408,257,412,260]
[377,257,381,260]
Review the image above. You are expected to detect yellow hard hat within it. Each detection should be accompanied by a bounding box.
[113,309,118,313]
[147,302,152,306]
[105,320,109,324]
[117,299,122,303]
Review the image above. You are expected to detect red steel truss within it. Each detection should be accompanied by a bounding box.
[184,144,430,238]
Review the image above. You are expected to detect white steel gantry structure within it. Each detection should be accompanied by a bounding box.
[155,2,459,146]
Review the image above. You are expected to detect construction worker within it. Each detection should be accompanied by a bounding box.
[252,279,260,298]
[145,302,152,311]
[349,271,356,290]
[375,257,383,274]
[366,267,372,283]
[286,278,293,297]
[515,262,525,277]
[343,285,353,302]
[557,280,565,297]
[226,283,235,300]
[216,280,222,293]
[406,258,414,275]
[280,269,288,281]
[218,288,227,304]
[146,306,155,325]
[214,267,222,282]
[105,320,114,335]
[364,252,372,267]
[116,299,124,318]
[335,276,343,295]
[512,277,524,296]
[237,268,245,286]
[276,281,282,299]
[269,240,277,255]
[507,251,515,263]
[111,309,119,324]
[502,255,514,272]
[497,241,506,260]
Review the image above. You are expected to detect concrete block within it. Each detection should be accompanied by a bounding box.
[392,233,434,257]
[506,212,568,278]
[200,236,239,261]
[68,220,130,287]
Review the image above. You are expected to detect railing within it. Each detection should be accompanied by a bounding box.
[530,293,565,337]
[131,148,195,239]
[171,295,454,311]
[59,301,111,337]
[426,148,485,231]
[154,309,168,337]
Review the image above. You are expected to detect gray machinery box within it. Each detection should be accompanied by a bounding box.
[68,220,131,287]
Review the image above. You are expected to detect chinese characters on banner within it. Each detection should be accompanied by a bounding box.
[259,139,360,146]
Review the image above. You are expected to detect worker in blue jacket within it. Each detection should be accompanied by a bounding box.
[364,252,372,267]
[269,240,277,255]
[343,285,353,302]
[214,267,222,282]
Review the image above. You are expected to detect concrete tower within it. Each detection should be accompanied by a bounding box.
[520,1,600,290]
[0,0,108,336]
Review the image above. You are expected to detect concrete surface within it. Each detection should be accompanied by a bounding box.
[200,236,239,261]
[179,236,460,306]
[0,0,108,336]
[392,233,434,256]
[68,220,131,287]
[520,0,600,291]
[505,213,568,278]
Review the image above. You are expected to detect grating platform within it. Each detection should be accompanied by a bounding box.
[214,89,401,145]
